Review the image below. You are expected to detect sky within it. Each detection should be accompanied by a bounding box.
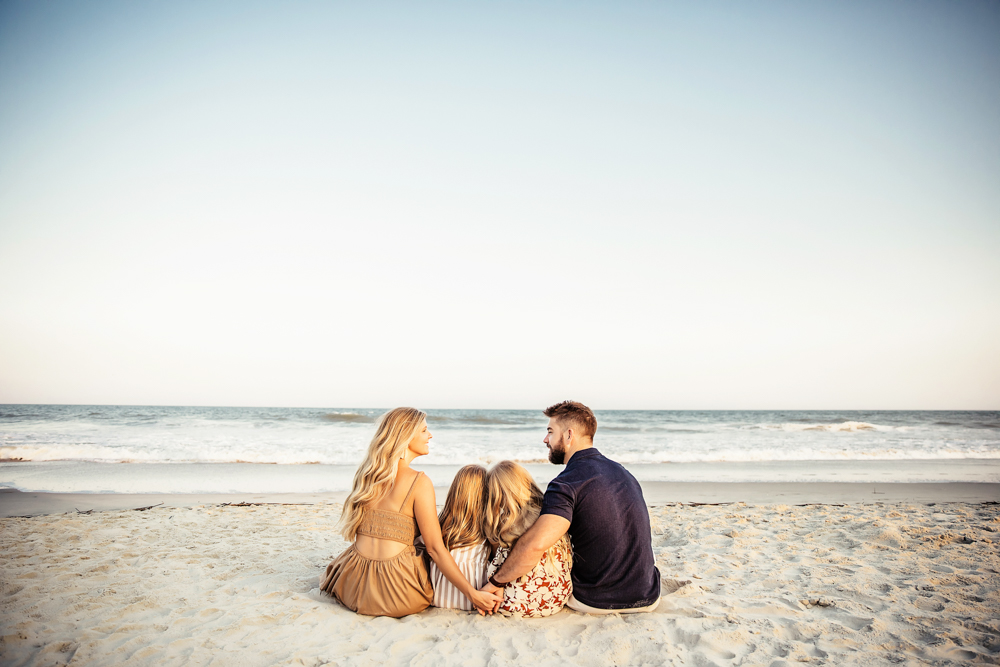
[0,1,998,409]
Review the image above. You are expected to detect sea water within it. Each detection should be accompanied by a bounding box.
[1,406,998,492]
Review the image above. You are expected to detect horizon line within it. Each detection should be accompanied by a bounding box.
[1,403,997,412]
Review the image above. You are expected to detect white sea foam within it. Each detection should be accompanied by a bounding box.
[2,407,999,469]
[3,441,1000,466]
[756,421,883,432]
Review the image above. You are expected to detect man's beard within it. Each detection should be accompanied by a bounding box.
[548,443,565,465]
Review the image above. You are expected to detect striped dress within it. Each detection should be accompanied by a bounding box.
[430,542,490,611]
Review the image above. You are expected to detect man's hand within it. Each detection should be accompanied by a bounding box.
[478,582,504,614]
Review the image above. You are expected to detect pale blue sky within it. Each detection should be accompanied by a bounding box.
[1,1,998,408]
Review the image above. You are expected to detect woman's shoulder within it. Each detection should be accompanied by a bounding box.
[402,469,434,505]
[409,469,432,491]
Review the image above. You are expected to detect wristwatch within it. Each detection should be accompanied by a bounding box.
[488,574,505,588]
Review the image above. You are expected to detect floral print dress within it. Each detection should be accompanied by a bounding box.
[486,535,573,617]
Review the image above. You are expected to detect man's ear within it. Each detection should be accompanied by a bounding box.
[564,427,574,443]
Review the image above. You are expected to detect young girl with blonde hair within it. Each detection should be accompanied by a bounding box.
[320,408,500,617]
[428,464,491,610]
[483,461,573,617]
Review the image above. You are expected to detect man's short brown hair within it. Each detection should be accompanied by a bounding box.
[543,400,597,439]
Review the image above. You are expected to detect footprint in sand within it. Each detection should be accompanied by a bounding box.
[838,615,874,631]
[914,598,945,612]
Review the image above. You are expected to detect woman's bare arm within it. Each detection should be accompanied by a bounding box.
[412,474,502,614]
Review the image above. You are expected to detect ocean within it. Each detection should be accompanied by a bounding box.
[2,406,998,493]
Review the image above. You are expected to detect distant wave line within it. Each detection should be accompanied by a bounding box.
[5,449,1000,465]
[319,413,375,423]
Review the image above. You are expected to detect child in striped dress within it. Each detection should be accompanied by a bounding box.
[430,464,490,610]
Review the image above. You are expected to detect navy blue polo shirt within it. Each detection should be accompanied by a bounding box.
[540,448,660,609]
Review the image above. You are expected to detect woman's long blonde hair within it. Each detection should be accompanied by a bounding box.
[484,461,571,573]
[339,407,426,541]
[438,464,487,550]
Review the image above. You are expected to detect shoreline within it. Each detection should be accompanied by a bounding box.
[1,458,997,499]
[3,481,997,517]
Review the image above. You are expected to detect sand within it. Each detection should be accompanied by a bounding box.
[1,494,998,666]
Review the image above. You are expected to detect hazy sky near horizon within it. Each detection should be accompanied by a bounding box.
[1,1,998,409]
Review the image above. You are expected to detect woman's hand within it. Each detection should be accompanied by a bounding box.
[468,586,503,615]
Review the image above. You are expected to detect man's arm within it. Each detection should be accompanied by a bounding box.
[480,514,570,601]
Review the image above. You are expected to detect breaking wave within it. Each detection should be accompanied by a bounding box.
[753,421,882,432]
[4,443,1000,466]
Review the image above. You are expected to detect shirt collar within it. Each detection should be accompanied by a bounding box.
[566,447,601,466]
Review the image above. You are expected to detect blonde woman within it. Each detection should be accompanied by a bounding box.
[483,461,573,617]
[430,464,491,610]
[320,408,501,617]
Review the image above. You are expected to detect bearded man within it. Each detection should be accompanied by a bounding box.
[481,400,661,613]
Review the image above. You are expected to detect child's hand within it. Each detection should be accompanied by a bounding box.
[476,582,504,614]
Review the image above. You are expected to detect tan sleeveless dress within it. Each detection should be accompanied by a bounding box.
[320,473,433,617]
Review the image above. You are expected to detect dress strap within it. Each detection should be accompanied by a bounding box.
[398,472,422,512]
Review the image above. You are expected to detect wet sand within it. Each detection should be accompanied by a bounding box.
[1,481,997,518]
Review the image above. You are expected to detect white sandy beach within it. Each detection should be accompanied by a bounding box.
[2,488,998,666]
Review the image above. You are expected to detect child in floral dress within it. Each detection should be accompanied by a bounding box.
[483,461,573,617]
